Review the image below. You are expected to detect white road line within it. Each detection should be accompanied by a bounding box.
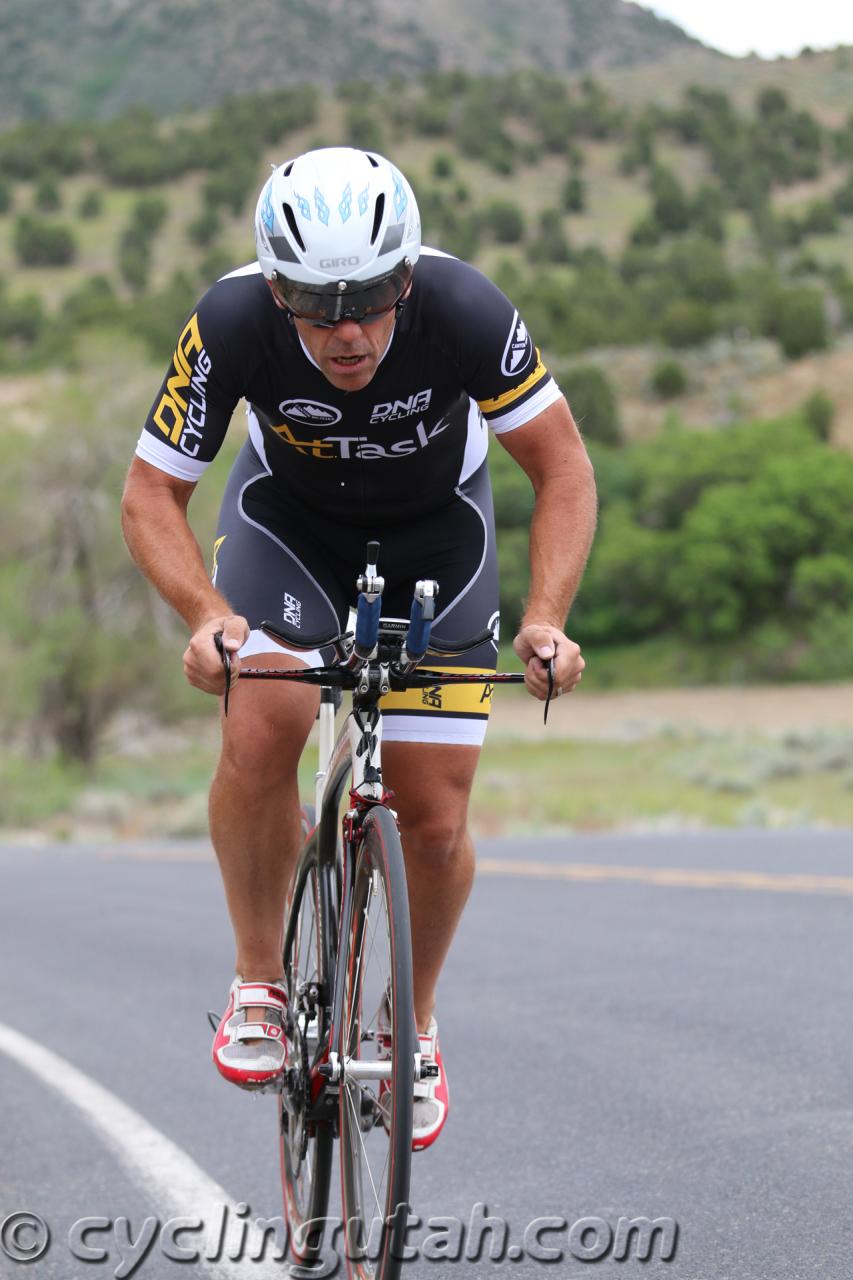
[0,1022,286,1278]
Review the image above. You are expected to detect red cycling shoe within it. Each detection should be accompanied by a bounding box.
[212,977,291,1091]
[378,1000,449,1151]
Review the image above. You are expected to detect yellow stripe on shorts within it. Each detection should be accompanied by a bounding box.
[380,665,495,719]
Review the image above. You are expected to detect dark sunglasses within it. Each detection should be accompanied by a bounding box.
[272,258,413,328]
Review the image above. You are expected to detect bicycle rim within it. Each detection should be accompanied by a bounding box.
[339,805,415,1280]
[280,819,334,1266]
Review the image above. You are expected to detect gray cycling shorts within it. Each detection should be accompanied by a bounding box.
[212,442,500,745]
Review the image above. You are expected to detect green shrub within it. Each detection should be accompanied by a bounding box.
[132,196,168,236]
[345,106,383,153]
[562,174,585,213]
[432,153,455,180]
[651,166,690,234]
[0,292,46,343]
[78,189,103,219]
[791,555,853,615]
[630,214,662,247]
[14,215,76,266]
[188,208,221,248]
[800,200,838,235]
[651,360,687,398]
[800,390,835,441]
[529,209,571,264]
[767,287,828,359]
[62,276,119,328]
[659,298,715,348]
[483,200,525,244]
[33,175,62,211]
[118,229,150,291]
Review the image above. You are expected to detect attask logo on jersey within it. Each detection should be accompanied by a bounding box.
[279,398,343,427]
[501,312,534,378]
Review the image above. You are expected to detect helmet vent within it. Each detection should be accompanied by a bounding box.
[282,202,306,252]
[370,193,385,246]
[282,160,294,176]
[366,154,379,168]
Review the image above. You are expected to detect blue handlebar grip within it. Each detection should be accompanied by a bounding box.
[406,595,433,659]
[355,593,382,656]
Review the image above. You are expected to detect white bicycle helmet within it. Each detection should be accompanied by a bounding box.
[254,147,421,324]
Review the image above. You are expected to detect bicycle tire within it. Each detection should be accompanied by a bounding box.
[280,807,335,1269]
[339,804,416,1280]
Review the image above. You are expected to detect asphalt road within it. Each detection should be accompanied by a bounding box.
[0,829,852,1280]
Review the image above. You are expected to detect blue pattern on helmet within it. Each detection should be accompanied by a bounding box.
[260,180,275,232]
[358,184,370,216]
[392,169,408,221]
[315,187,330,226]
[339,183,352,223]
[295,192,311,221]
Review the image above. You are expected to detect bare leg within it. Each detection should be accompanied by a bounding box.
[209,654,319,985]
[383,741,480,1033]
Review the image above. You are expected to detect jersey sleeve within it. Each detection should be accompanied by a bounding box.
[432,254,564,434]
[135,283,242,481]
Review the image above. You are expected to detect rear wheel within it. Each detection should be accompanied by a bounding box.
[280,810,334,1267]
[339,805,416,1280]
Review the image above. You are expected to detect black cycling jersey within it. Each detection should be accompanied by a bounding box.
[136,249,562,524]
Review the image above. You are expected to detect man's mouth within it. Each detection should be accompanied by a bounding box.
[331,354,367,366]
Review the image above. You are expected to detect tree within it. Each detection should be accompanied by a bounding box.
[650,166,690,234]
[0,390,191,765]
[562,174,585,213]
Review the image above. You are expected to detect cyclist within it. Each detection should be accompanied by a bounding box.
[121,147,595,1151]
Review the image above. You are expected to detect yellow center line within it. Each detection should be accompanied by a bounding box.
[99,846,853,897]
[476,859,853,897]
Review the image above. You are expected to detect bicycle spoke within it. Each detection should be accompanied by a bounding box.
[344,1082,386,1223]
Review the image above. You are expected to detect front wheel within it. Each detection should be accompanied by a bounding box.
[339,805,416,1280]
[280,816,335,1269]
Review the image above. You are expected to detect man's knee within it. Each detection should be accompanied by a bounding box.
[397,807,470,869]
[217,685,317,783]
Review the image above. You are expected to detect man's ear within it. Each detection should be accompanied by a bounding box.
[265,278,286,310]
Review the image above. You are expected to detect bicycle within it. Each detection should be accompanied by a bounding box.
[215,541,553,1279]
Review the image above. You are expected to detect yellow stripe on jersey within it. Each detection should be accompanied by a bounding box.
[476,350,547,415]
[380,666,495,717]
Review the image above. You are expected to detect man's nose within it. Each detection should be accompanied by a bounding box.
[331,318,365,340]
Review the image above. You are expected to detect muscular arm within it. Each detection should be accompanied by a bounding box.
[497,395,597,696]
[120,456,247,692]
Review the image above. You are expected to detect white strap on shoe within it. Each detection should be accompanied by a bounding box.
[231,1021,286,1045]
[235,981,287,1013]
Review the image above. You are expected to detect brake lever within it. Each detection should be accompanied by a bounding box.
[543,657,556,726]
[213,630,232,717]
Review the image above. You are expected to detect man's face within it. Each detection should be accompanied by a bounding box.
[267,281,398,392]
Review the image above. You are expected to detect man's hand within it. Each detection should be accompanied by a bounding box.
[513,622,585,702]
[183,614,250,695]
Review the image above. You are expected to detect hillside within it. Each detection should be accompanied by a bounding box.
[0,0,710,122]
